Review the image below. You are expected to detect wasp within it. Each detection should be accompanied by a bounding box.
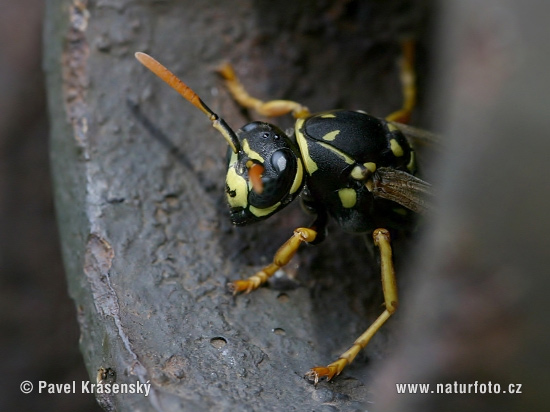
[135,41,434,384]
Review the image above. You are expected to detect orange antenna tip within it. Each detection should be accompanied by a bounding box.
[135,51,241,153]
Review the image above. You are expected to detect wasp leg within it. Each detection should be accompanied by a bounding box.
[217,63,311,119]
[228,227,318,294]
[305,228,398,384]
[385,40,416,124]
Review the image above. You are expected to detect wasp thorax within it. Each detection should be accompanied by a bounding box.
[224,122,305,226]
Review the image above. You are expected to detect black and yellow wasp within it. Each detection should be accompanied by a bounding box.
[135,41,435,384]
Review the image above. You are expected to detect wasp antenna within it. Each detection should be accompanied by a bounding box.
[135,52,241,153]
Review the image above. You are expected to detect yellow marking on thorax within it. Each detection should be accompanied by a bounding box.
[295,118,318,174]
[407,151,416,172]
[322,130,340,141]
[364,162,376,172]
[365,179,374,192]
[350,162,377,180]
[387,122,399,132]
[320,113,336,118]
[390,139,404,157]
[351,165,364,180]
[338,188,357,208]
[318,142,354,164]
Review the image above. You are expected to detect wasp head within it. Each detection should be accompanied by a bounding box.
[225,122,304,225]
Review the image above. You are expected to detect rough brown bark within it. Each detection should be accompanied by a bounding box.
[45,0,433,411]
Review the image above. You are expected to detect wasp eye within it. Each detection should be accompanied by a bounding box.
[262,132,270,138]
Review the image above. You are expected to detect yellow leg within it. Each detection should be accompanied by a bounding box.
[228,227,317,294]
[217,63,311,119]
[305,228,398,384]
[385,40,416,124]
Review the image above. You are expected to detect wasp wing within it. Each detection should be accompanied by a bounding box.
[372,167,433,215]
[388,121,441,150]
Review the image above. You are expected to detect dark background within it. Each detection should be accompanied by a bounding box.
[0,1,100,410]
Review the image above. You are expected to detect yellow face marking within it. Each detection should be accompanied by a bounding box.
[390,139,404,157]
[249,202,281,218]
[290,158,304,194]
[242,139,264,162]
[295,118,318,174]
[226,167,248,208]
[318,142,354,164]
[407,150,416,172]
[321,130,340,141]
[320,113,336,118]
[228,150,238,167]
[338,188,357,208]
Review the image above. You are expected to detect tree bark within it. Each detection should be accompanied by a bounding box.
[45,0,434,411]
